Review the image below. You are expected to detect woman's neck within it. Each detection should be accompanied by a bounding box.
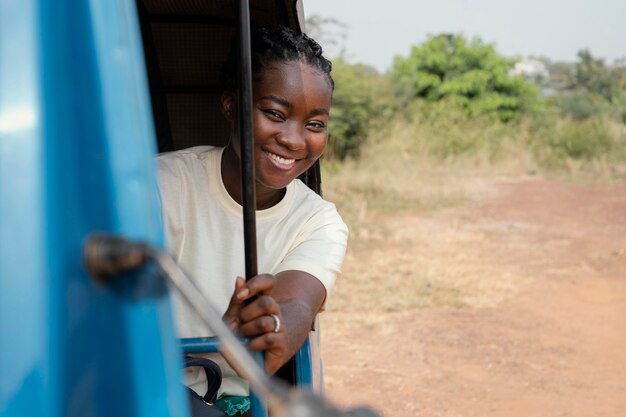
[221,145,286,210]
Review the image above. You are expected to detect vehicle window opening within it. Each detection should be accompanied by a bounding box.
[134,0,314,389]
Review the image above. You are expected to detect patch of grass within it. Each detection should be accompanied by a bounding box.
[530,116,626,175]
[327,240,523,314]
[321,114,533,231]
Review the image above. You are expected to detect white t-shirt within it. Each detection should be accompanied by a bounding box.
[157,146,348,397]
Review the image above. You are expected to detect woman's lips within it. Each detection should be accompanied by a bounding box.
[265,150,296,170]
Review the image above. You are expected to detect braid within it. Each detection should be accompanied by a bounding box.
[219,25,334,92]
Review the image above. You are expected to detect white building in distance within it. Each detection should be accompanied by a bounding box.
[509,58,549,80]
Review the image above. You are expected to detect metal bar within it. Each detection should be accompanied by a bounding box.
[234,4,265,417]
[234,6,265,416]
[236,0,257,280]
[179,337,221,353]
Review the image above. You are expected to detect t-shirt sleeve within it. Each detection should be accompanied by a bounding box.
[273,202,348,306]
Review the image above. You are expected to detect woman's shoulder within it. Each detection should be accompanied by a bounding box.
[290,179,330,205]
[289,180,346,226]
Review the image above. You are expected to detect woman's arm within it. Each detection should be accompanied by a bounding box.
[268,270,325,372]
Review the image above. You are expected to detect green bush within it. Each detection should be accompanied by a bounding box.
[391,34,540,122]
[554,91,607,120]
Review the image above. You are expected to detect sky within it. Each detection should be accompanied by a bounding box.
[303,0,626,73]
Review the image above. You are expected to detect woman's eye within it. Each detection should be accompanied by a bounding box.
[263,109,284,121]
[307,121,326,131]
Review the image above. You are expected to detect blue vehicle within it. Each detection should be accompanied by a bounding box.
[0,1,377,417]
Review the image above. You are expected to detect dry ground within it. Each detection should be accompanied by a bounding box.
[321,176,626,417]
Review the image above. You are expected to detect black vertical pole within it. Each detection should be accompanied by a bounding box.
[236,0,257,281]
[236,7,269,417]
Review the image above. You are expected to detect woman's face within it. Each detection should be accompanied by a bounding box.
[226,61,333,190]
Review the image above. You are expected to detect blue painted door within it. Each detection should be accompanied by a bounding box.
[0,1,187,416]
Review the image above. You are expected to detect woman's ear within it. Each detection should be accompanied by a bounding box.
[221,92,236,121]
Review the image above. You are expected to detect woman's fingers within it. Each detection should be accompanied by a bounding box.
[235,273,275,302]
[227,276,246,303]
[222,276,246,329]
[247,332,288,374]
[237,311,281,336]
[225,274,286,374]
[247,331,283,350]
[240,309,287,374]
[237,295,280,332]
[224,274,278,332]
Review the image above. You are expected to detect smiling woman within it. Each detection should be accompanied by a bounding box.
[221,60,333,207]
[156,25,347,417]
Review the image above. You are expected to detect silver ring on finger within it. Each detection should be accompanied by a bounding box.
[269,313,281,333]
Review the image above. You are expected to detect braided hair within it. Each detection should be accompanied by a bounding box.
[219,25,334,92]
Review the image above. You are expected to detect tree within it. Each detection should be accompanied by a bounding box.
[543,59,576,90]
[327,59,392,159]
[550,50,626,121]
[572,50,626,104]
[574,49,616,101]
[391,34,539,121]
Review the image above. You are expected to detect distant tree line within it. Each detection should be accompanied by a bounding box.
[540,50,626,121]
[307,16,626,165]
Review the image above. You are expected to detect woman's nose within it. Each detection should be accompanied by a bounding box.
[276,123,306,150]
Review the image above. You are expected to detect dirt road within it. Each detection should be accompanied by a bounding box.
[321,177,626,417]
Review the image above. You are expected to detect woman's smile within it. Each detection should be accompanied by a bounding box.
[264,150,296,170]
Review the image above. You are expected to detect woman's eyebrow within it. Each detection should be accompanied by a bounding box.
[310,108,329,116]
[260,95,291,108]
[260,95,329,116]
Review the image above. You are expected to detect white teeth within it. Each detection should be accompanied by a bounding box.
[267,151,295,165]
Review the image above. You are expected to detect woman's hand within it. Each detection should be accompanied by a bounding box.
[222,275,288,374]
